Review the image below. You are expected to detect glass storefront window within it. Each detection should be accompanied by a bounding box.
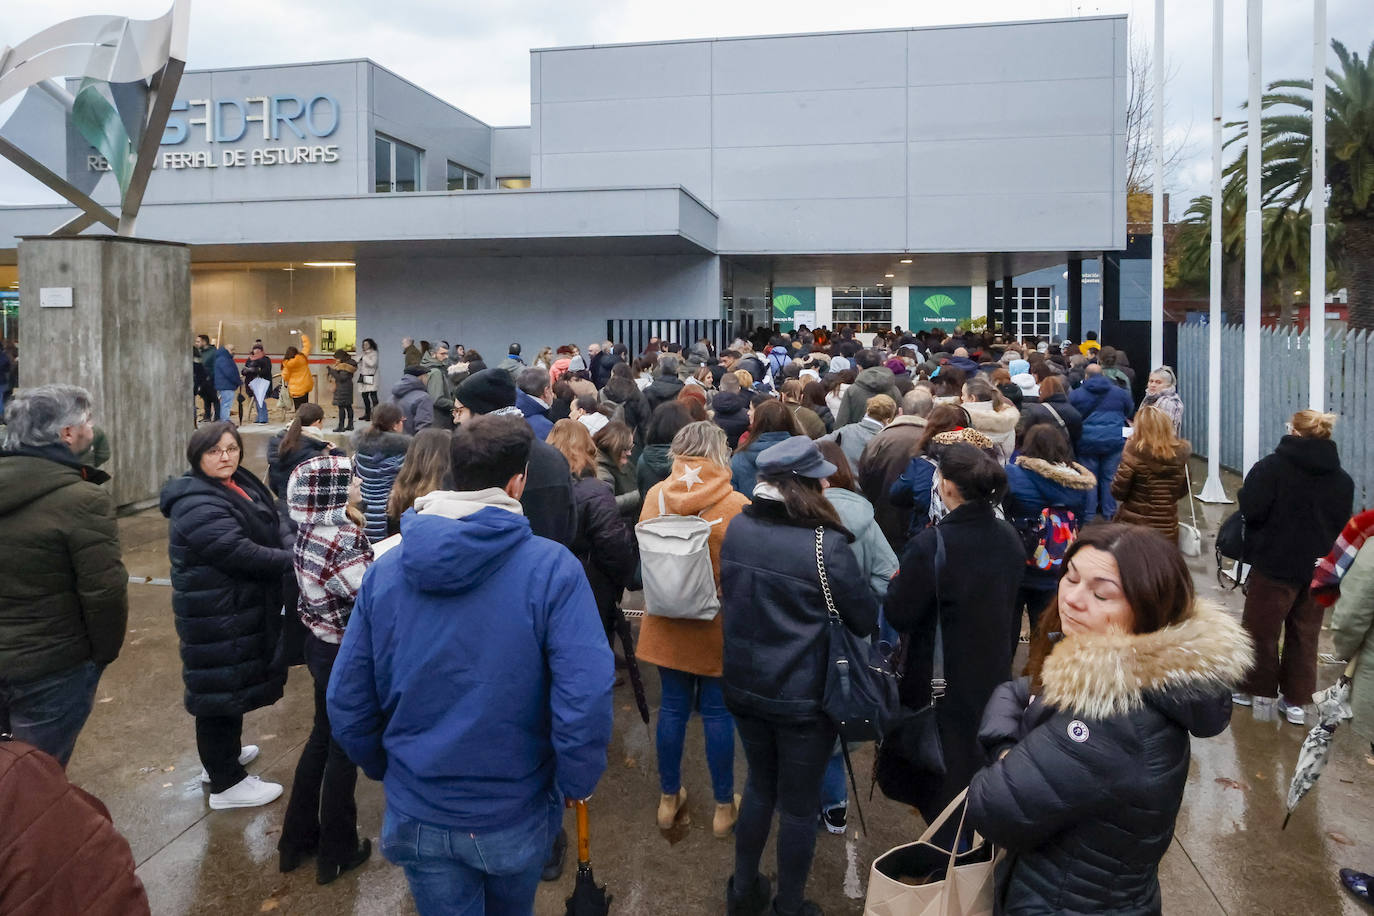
[375,134,422,193]
[831,286,893,332]
[1,292,18,342]
[497,177,531,189]
[447,161,482,191]
[1013,286,1053,339]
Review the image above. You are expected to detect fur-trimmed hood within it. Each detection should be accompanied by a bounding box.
[1041,601,1253,728]
[1014,456,1096,491]
[963,400,1019,434]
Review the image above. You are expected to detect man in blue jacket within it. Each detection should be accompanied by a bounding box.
[211,342,241,423]
[1068,363,1136,519]
[327,414,613,914]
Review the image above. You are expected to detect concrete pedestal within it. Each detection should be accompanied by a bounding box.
[18,235,190,511]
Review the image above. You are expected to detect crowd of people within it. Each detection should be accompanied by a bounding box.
[3,320,1373,914]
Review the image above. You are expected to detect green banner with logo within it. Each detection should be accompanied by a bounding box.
[910,286,972,330]
[771,287,815,332]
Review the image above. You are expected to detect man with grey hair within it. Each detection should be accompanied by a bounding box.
[857,386,935,555]
[0,384,128,767]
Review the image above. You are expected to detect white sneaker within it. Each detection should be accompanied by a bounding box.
[1231,693,1253,707]
[209,775,282,810]
[199,745,260,784]
[1277,697,1306,726]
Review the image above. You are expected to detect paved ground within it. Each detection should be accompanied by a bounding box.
[67,432,1374,914]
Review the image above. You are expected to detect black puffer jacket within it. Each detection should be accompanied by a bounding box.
[159,470,293,718]
[1239,435,1354,585]
[642,374,685,414]
[967,603,1252,915]
[720,498,877,721]
[1018,393,1083,450]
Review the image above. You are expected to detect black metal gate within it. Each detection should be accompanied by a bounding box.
[606,318,731,357]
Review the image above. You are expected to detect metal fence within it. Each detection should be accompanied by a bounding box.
[1177,323,1374,507]
[606,318,732,358]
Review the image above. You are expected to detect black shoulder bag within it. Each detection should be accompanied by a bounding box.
[874,528,949,808]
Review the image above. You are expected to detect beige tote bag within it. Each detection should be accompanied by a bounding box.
[864,789,996,916]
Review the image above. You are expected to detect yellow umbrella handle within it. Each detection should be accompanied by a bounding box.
[575,799,591,865]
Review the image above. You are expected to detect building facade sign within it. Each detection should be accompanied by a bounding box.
[909,286,973,331]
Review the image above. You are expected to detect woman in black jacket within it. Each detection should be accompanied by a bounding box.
[1235,409,1354,725]
[1017,375,1082,451]
[967,524,1252,915]
[158,422,294,810]
[881,444,1025,828]
[720,436,877,916]
[547,420,637,643]
[266,404,340,500]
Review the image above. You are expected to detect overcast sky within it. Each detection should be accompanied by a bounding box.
[1,0,1368,208]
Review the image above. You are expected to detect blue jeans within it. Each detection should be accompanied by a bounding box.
[821,744,847,812]
[381,799,557,916]
[217,389,237,422]
[1079,449,1123,520]
[1,660,103,767]
[253,395,268,423]
[656,667,735,803]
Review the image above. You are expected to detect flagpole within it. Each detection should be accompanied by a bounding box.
[1198,0,1231,503]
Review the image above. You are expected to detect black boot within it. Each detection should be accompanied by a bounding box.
[317,838,371,886]
[726,874,772,916]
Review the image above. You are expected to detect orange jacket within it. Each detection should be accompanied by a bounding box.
[282,333,313,397]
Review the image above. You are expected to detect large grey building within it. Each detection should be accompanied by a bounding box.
[0,15,1126,387]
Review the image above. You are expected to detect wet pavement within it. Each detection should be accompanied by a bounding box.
[67,432,1374,914]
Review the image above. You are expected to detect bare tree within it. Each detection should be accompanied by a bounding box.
[1125,37,1191,201]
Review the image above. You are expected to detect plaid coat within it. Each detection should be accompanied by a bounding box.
[287,455,373,643]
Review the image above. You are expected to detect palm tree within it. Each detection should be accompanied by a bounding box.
[1172,191,1246,324]
[1232,39,1374,328]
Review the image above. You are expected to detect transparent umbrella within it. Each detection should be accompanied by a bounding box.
[1283,662,1356,829]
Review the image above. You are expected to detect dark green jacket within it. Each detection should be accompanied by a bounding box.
[0,447,128,684]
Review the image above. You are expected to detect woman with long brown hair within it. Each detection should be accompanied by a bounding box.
[729,398,800,495]
[968,524,1251,914]
[547,419,636,643]
[267,403,340,500]
[780,379,827,439]
[720,436,877,916]
[384,429,452,537]
[1111,405,1190,540]
[593,420,640,523]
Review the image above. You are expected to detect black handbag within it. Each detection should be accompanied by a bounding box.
[818,527,900,744]
[1215,510,1246,590]
[875,528,949,807]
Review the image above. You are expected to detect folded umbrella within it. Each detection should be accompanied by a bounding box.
[565,799,611,916]
[1283,661,1356,829]
[612,606,651,740]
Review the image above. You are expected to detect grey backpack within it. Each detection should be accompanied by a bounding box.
[634,489,721,621]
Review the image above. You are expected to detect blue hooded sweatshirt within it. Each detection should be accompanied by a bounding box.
[515,389,554,440]
[327,497,614,829]
[212,346,241,390]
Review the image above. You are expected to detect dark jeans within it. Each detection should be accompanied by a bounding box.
[1,660,103,767]
[360,391,379,418]
[335,405,354,429]
[281,633,360,861]
[197,714,246,793]
[733,713,835,916]
[292,394,310,408]
[1079,450,1124,519]
[1241,569,1323,702]
[1012,585,1056,654]
[199,383,218,419]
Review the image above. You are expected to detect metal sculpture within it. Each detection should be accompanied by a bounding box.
[0,1,189,236]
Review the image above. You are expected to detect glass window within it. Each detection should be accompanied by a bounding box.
[830,286,893,332]
[1011,286,1054,340]
[375,134,422,193]
[497,177,531,189]
[374,136,392,193]
[448,161,483,191]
